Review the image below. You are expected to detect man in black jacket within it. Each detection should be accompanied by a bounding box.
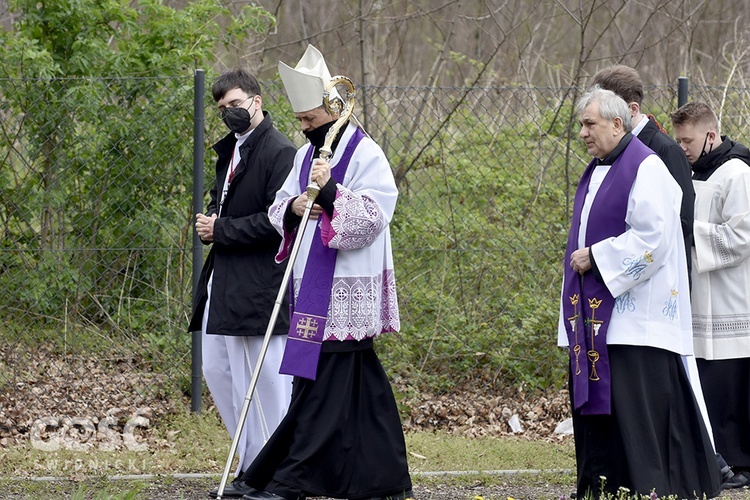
[591,65,694,273]
[188,69,297,498]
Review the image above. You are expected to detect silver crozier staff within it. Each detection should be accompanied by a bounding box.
[215,75,357,500]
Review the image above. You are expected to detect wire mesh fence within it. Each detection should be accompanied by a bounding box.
[0,75,745,446]
[0,76,198,447]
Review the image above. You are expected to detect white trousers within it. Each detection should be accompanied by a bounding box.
[202,330,292,475]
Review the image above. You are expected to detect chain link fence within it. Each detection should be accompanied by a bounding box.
[0,76,198,446]
[1,75,745,444]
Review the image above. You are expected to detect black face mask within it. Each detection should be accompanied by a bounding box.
[221,106,257,134]
[303,120,336,148]
[699,131,714,158]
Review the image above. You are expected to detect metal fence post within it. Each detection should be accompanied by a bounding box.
[678,76,689,108]
[191,69,205,413]
[359,0,369,132]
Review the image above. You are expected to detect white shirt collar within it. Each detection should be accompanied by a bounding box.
[631,114,648,137]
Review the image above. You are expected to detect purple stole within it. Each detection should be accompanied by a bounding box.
[279,127,366,380]
[563,136,651,415]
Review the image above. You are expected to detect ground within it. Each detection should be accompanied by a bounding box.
[2,347,749,499]
[2,475,750,499]
[0,346,572,448]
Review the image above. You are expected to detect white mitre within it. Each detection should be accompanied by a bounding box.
[278,44,339,113]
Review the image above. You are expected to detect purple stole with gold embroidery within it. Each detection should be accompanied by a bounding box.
[279,127,366,380]
[563,136,651,415]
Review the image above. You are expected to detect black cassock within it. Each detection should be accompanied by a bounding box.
[698,357,750,469]
[572,344,722,499]
[240,338,413,499]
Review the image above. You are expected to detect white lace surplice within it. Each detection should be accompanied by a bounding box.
[269,123,400,341]
[692,158,750,360]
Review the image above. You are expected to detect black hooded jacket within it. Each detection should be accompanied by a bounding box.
[637,118,694,270]
[692,136,750,181]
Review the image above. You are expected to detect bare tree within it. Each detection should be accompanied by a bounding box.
[228,0,750,88]
[6,0,750,87]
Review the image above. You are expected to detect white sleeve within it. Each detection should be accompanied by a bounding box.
[590,156,681,298]
[321,140,398,250]
[694,164,750,272]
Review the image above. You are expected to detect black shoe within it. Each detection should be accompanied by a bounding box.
[209,478,258,498]
[723,470,750,489]
[717,453,735,484]
[241,491,296,500]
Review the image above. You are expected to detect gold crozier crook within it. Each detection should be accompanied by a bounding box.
[319,76,356,160]
[304,75,356,204]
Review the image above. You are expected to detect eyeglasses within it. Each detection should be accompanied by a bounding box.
[218,95,255,117]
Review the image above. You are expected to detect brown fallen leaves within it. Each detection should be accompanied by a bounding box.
[399,384,572,441]
[1,345,572,451]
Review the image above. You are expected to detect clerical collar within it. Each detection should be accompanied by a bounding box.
[304,120,349,158]
[597,133,633,165]
[631,114,648,136]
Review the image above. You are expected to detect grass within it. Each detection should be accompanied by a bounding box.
[0,408,577,498]
[1,410,228,478]
[405,431,575,472]
[1,409,577,478]
[2,410,748,499]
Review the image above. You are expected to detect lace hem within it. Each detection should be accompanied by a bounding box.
[293,269,400,341]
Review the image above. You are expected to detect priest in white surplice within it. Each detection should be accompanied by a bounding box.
[558,86,721,498]
[672,100,750,489]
